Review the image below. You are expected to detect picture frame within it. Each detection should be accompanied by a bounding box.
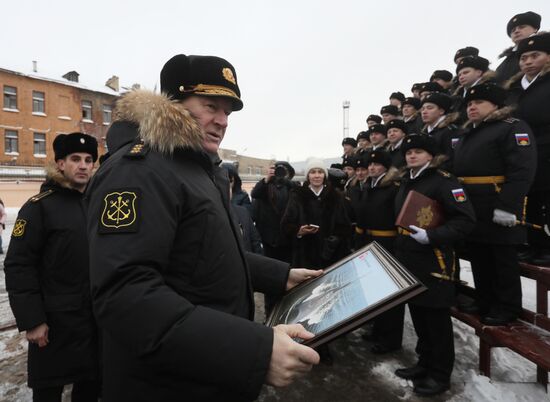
[266,241,426,348]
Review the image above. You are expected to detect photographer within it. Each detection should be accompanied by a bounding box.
[252,161,297,264]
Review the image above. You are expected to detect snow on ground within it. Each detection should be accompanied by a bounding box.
[1,206,549,401]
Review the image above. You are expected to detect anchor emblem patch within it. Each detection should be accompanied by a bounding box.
[99,189,140,233]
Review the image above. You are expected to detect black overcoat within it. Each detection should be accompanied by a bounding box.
[4,174,99,388]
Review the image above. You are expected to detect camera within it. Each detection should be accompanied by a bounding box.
[274,165,288,179]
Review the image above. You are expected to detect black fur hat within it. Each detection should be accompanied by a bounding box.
[380,105,399,116]
[53,132,98,162]
[369,124,388,136]
[160,54,243,111]
[419,81,444,94]
[356,131,370,141]
[456,55,490,74]
[366,114,383,124]
[365,149,392,169]
[389,91,406,102]
[342,137,358,147]
[517,32,550,56]
[403,97,422,110]
[430,70,453,82]
[454,46,479,63]
[464,82,507,107]
[401,134,437,156]
[342,155,357,168]
[507,11,541,37]
[386,119,408,134]
[421,93,452,113]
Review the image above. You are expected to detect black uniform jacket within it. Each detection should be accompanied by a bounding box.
[395,159,476,307]
[404,113,424,135]
[85,90,290,402]
[281,183,351,269]
[388,143,406,169]
[495,47,521,84]
[421,113,462,166]
[506,61,550,191]
[451,70,497,125]
[356,168,400,251]
[4,169,99,388]
[452,108,537,244]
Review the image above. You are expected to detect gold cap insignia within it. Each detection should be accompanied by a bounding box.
[513,18,517,22]
[470,89,475,94]
[222,68,236,85]
[371,153,375,157]
[99,190,140,233]
[529,40,534,45]
[80,138,85,144]
[179,85,185,92]
[12,219,27,238]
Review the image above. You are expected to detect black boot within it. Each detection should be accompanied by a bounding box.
[413,376,450,396]
[394,365,427,380]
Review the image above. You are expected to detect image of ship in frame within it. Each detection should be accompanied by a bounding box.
[266,242,426,348]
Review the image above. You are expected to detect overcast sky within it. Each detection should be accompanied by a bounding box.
[2,1,549,161]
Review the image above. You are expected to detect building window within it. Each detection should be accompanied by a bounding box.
[255,167,262,175]
[247,166,253,175]
[102,104,112,125]
[5,130,18,154]
[33,133,46,156]
[32,91,45,114]
[82,100,92,121]
[3,86,17,110]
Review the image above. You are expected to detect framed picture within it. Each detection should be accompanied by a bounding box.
[266,241,426,348]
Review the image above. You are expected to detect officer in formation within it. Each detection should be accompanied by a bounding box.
[5,133,101,402]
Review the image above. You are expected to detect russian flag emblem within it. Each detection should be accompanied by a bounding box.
[452,188,467,202]
[515,133,530,146]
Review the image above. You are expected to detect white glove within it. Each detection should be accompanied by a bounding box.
[493,209,517,227]
[409,225,430,245]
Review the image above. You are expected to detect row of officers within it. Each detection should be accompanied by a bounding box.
[244,34,549,397]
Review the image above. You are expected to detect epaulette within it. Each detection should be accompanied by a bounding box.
[29,189,54,203]
[437,169,452,178]
[124,140,149,159]
[504,117,520,124]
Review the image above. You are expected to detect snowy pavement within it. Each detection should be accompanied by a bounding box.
[0,206,549,401]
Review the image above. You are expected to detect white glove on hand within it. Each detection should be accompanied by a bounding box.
[409,225,430,245]
[493,209,517,227]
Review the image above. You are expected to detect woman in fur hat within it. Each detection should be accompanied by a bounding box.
[393,134,476,397]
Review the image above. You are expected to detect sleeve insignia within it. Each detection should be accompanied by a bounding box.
[99,189,140,234]
[514,133,530,146]
[452,188,467,202]
[12,219,27,238]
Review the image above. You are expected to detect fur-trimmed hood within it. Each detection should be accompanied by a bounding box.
[462,106,515,129]
[44,163,76,190]
[504,59,550,89]
[113,90,204,154]
[452,70,497,97]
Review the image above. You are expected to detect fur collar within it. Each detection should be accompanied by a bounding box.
[45,163,75,190]
[452,70,496,97]
[462,106,515,129]
[504,59,550,89]
[369,167,400,188]
[499,46,515,59]
[114,90,204,154]
[422,112,460,132]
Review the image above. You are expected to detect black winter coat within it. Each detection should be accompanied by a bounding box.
[452,108,537,244]
[394,162,476,307]
[506,62,550,191]
[388,143,406,169]
[356,169,401,251]
[251,178,297,248]
[231,190,253,214]
[281,184,352,269]
[4,173,99,388]
[404,114,424,135]
[232,204,264,254]
[85,91,290,402]
[422,114,462,166]
[495,47,520,84]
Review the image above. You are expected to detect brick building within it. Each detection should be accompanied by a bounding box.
[0,65,122,169]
